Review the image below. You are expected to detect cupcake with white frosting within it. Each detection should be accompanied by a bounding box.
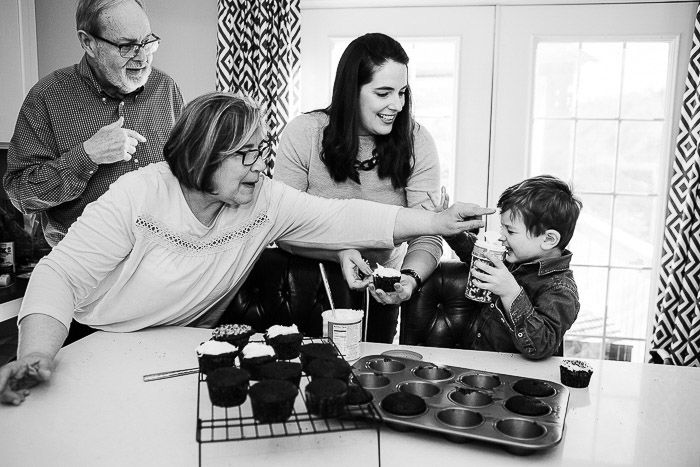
[264,324,303,360]
[372,265,401,293]
[240,342,277,380]
[196,340,239,375]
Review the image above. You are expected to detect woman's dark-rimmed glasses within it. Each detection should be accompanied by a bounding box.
[235,139,274,167]
[92,33,161,58]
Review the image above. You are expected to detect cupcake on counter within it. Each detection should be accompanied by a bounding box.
[560,359,593,388]
[345,384,373,406]
[249,380,298,423]
[196,340,238,375]
[240,342,277,380]
[206,367,250,407]
[299,342,338,370]
[306,357,352,382]
[258,361,303,387]
[211,323,255,348]
[264,324,303,360]
[305,377,348,418]
[372,265,401,293]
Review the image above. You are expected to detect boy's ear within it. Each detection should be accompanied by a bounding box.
[541,229,561,251]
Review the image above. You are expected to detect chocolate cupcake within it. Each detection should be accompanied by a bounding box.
[196,340,238,375]
[211,323,255,348]
[560,359,593,388]
[372,265,401,293]
[305,377,348,418]
[345,384,373,405]
[381,392,426,417]
[257,361,303,387]
[306,357,352,382]
[249,380,298,423]
[206,367,250,407]
[264,324,303,360]
[299,343,338,370]
[512,378,555,397]
[240,342,277,380]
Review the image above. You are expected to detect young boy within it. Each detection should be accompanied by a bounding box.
[432,175,582,360]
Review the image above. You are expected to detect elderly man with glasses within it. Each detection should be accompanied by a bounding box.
[3,0,184,248]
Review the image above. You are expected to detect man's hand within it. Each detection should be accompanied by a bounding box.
[470,256,521,310]
[83,116,147,164]
[0,353,55,406]
[338,249,372,290]
[436,202,494,236]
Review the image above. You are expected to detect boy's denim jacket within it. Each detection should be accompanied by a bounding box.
[445,233,579,360]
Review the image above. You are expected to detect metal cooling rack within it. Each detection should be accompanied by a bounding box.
[196,337,382,465]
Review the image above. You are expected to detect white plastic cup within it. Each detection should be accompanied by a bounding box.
[321,308,364,361]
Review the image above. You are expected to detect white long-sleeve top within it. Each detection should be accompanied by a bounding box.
[19,162,399,332]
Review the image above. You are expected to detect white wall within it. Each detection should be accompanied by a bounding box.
[34,0,218,102]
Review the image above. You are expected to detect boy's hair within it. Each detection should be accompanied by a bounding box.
[497,175,582,249]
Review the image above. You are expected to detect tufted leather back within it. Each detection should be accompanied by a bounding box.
[221,247,364,337]
[399,260,474,347]
[224,250,560,354]
[223,250,475,347]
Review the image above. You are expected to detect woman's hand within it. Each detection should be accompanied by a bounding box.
[338,249,373,290]
[421,186,450,213]
[0,352,55,406]
[436,202,494,236]
[368,273,417,305]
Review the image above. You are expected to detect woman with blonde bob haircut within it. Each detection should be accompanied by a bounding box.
[0,92,492,406]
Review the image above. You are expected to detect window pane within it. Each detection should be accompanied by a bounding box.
[570,194,612,266]
[573,120,617,192]
[531,119,573,179]
[569,265,607,336]
[605,339,646,363]
[621,42,670,119]
[617,121,664,194]
[607,268,651,338]
[533,42,579,118]
[611,195,657,267]
[577,42,622,119]
[401,39,458,197]
[564,337,603,359]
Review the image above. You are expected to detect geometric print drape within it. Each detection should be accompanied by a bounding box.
[216,0,301,149]
[650,4,700,367]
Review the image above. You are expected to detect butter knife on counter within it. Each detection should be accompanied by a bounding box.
[143,367,199,382]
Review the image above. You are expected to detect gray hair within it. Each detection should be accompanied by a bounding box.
[75,0,144,35]
[164,92,268,193]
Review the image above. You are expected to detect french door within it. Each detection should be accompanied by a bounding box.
[299,1,697,361]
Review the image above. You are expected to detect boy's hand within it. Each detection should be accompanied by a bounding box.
[471,256,521,310]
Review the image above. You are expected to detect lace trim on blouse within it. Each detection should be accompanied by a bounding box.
[135,212,270,254]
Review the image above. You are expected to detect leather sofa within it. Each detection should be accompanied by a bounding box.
[221,247,472,347]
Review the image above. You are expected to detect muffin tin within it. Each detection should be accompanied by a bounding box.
[352,355,569,454]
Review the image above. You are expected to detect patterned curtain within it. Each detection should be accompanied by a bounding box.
[650,5,700,367]
[216,0,301,154]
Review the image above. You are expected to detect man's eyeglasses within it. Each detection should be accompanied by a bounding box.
[92,33,161,58]
[235,139,274,167]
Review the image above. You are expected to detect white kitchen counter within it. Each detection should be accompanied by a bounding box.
[1,327,698,466]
